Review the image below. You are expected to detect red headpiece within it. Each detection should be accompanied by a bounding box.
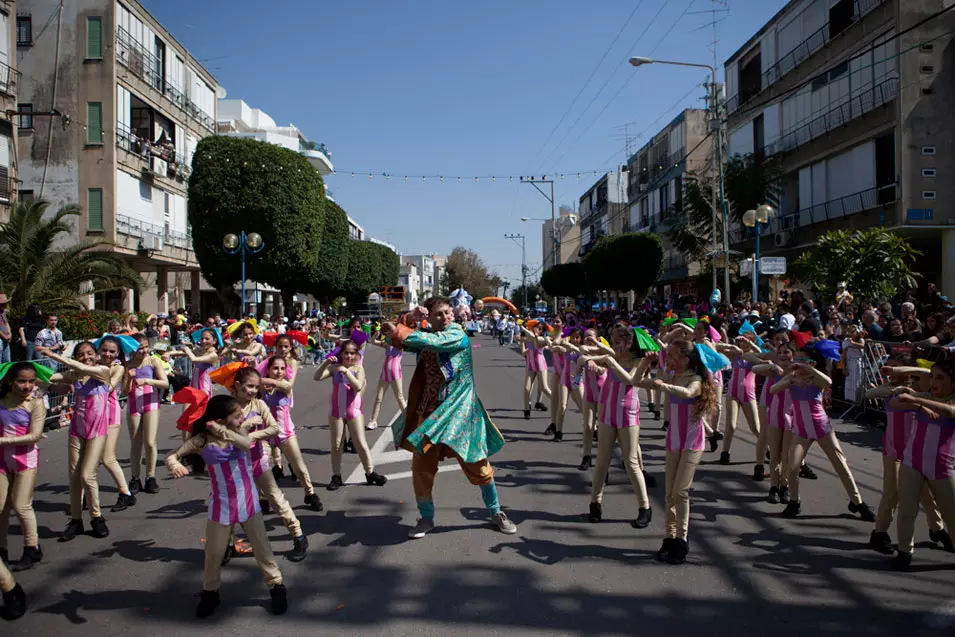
[172,387,209,433]
[791,331,814,350]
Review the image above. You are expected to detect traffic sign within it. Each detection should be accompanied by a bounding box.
[759,256,787,275]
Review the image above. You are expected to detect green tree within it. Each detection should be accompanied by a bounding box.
[793,227,921,302]
[444,247,502,299]
[585,232,663,296]
[0,200,142,317]
[308,200,349,302]
[187,136,326,307]
[540,262,589,299]
[370,242,400,287]
[340,239,382,301]
[509,282,548,310]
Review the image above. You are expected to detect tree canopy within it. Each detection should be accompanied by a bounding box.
[444,247,502,299]
[309,200,350,300]
[187,136,326,293]
[540,262,589,299]
[340,239,381,302]
[585,232,663,295]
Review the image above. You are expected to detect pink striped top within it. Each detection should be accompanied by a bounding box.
[329,369,363,420]
[767,378,793,431]
[264,389,295,443]
[584,364,607,405]
[552,350,565,377]
[883,406,915,463]
[191,361,214,395]
[128,363,160,416]
[759,372,775,408]
[202,443,260,525]
[70,378,110,440]
[728,358,756,403]
[666,394,705,452]
[380,346,403,383]
[902,407,955,480]
[526,342,547,374]
[599,367,640,429]
[791,384,831,440]
[244,406,270,479]
[0,404,38,473]
[561,352,583,388]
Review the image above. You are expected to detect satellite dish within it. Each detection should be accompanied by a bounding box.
[215,86,228,100]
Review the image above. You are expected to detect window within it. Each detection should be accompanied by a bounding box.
[922,191,937,200]
[828,0,854,39]
[16,16,31,46]
[87,189,104,230]
[17,103,32,130]
[139,179,151,201]
[921,88,933,96]
[86,17,103,59]
[921,65,934,74]
[922,168,937,178]
[86,102,102,144]
[19,189,34,204]
[921,146,936,156]
[920,43,935,52]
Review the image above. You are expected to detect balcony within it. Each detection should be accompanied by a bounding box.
[116,123,192,182]
[726,0,886,115]
[301,147,334,175]
[116,214,193,253]
[661,254,689,281]
[116,27,215,133]
[0,59,21,97]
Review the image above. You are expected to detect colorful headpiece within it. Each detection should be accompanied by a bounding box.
[256,356,294,380]
[95,334,140,356]
[191,328,224,349]
[226,318,259,337]
[695,344,731,374]
[0,361,55,384]
[810,339,842,362]
[172,387,210,433]
[791,331,814,350]
[738,320,764,349]
[209,361,248,390]
[633,328,660,352]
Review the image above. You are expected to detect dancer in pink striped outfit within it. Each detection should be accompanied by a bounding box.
[39,340,123,541]
[166,328,220,397]
[165,393,287,618]
[261,356,323,511]
[551,327,585,443]
[520,322,551,420]
[91,336,137,513]
[643,339,718,564]
[716,333,765,475]
[544,314,566,437]
[886,360,955,569]
[123,333,168,496]
[221,319,265,365]
[751,341,796,504]
[314,339,386,491]
[0,362,48,573]
[577,329,609,470]
[584,326,653,529]
[773,349,875,522]
[267,334,301,479]
[866,363,949,555]
[366,337,407,431]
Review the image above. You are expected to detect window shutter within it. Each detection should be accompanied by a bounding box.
[88,189,103,230]
[87,102,102,143]
[87,17,103,58]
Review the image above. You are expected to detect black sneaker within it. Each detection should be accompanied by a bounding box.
[779,487,791,504]
[719,452,731,465]
[849,501,876,522]
[667,538,689,565]
[272,465,284,481]
[708,434,719,452]
[289,468,297,482]
[799,464,818,480]
[10,546,42,573]
[642,470,657,489]
[60,519,84,542]
[129,478,143,495]
[327,475,344,491]
[929,529,955,552]
[0,583,26,621]
[344,440,357,454]
[270,584,288,615]
[221,544,236,566]
[553,431,563,442]
[655,410,662,421]
[631,507,652,529]
[366,471,388,486]
[288,535,308,562]
[577,456,592,471]
[648,402,656,414]
[523,409,530,420]
[657,538,674,561]
[196,590,221,618]
[144,477,160,494]
[782,501,801,518]
[593,429,599,442]
[753,464,766,481]
[305,493,324,512]
[868,531,894,555]
[260,499,271,514]
[89,517,109,538]
[588,502,602,523]
[892,550,912,571]
[110,493,136,513]
[544,423,556,435]
[662,420,669,431]
[767,486,780,504]
[534,402,547,412]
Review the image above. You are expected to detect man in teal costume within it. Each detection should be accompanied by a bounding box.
[382,296,518,539]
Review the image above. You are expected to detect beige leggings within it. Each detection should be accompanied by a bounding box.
[0,559,13,593]
[369,379,407,423]
[665,450,703,539]
[102,423,130,495]
[330,417,374,476]
[722,397,764,463]
[704,381,724,436]
[581,401,598,458]
[203,513,282,591]
[68,435,107,519]
[523,371,550,409]
[254,470,302,537]
[128,410,160,479]
[0,468,38,549]
[875,456,943,534]
[765,427,793,489]
[555,383,584,433]
[591,423,649,509]
[270,436,315,496]
[896,465,955,554]
[787,432,862,504]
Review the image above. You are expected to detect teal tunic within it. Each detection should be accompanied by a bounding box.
[391,323,504,463]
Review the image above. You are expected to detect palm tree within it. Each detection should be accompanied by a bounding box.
[0,199,143,317]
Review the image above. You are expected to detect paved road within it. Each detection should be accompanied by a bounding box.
[6,334,955,636]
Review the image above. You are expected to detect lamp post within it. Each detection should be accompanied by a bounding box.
[223,231,265,316]
[519,177,557,269]
[741,204,775,304]
[629,56,729,299]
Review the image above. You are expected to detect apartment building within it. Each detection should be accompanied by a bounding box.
[540,205,580,269]
[577,168,629,257]
[723,0,955,297]
[17,0,218,314]
[626,109,712,297]
[0,2,18,222]
[398,262,420,309]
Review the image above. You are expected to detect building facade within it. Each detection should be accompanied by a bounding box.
[0,2,18,223]
[723,0,955,297]
[577,169,629,258]
[398,262,419,309]
[17,0,218,314]
[541,205,580,270]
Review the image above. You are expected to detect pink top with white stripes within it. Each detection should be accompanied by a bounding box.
[584,364,607,405]
[380,347,403,383]
[666,394,705,452]
[902,408,955,480]
[128,363,160,416]
[70,378,110,440]
[264,389,295,444]
[790,384,831,440]
[728,358,756,403]
[329,369,363,420]
[599,367,640,429]
[552,350,565,377]
[0,404,38,473]
[525,342,547,374]
[561,352,583,388]
[202,442,260,525]
[191,361,214,395]
[883,406,915,463]
[767,378,793,431]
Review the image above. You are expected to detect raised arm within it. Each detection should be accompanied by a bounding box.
[36,348,112,383]
[652,375,702,400]
[794,363,832,390]
[393,324,469,354]
[313,357,334,382]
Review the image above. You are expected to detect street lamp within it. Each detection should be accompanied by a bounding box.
[741,204,774,303]
[629,55,729,300]
[223,231,265,316]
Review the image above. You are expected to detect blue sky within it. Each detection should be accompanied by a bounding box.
[142,0,787,289]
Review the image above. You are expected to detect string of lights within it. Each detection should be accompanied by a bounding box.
[330,172,608,183]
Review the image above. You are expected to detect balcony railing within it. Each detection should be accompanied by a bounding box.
[726,0,885,115]
[0,59,21,96]
[115,27,215,133]
[766,76,898,158]
[661,254,689,281]
[117,214,193,252]
[116,123,192,180]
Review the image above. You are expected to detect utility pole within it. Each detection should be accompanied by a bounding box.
[504,233,527,312]
[520,177,558,270]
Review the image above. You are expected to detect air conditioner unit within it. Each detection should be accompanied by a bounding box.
[150,235,164,251]
[774,230,794,248]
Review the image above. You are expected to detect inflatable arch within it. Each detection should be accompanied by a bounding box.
[480,296,519,315]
